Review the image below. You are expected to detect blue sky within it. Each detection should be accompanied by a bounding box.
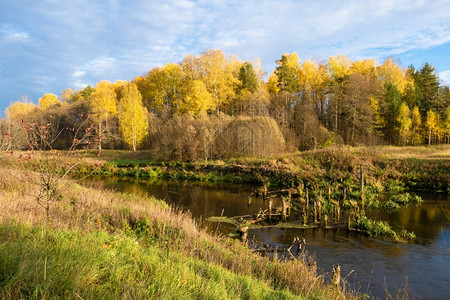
[1,0,450,116]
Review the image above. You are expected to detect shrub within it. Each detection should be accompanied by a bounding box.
[386,193,423,208]
[218,116,286,158]
[355,211,398,241]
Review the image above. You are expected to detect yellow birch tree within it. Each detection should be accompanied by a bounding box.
[426,109,438,145]
[38,93,60,109]
[191,49,237,113]
[411,106,422,145]
[300,60,330,120]
[444,106,450,144]
[397,102,411,145]
[6,102,37,120]
[90,80,118,150]
[267,73,280,95]
[178,80,214,116]
[118,82,149,151]
[377,58,413,94]
[350,59,377,78]
[328,55,352,133]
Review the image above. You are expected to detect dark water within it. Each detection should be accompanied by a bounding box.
[83,177,450,299]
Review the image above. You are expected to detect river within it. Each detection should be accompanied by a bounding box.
[82,176,450,299]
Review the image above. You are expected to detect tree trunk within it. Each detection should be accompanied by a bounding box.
[98,122,102,151]
[428,128,431,146]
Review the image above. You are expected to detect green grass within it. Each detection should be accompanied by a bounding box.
[355,212,399,241]
[383,193,423,211]
[354,211,416,242]
[0,223,301,300]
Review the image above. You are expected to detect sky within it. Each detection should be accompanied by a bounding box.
[1,0,450,116]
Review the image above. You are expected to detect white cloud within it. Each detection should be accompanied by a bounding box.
[86,57,117,77]
[1,0,450,113]
[0,24,29,41]
[69,56,118,89]
[72,70,85,78]
[439,70,450,86]
[73,80,89,90]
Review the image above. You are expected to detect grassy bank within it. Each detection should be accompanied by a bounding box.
[74,145,449,191]
[0,167,348,299]
[1,224,303,299]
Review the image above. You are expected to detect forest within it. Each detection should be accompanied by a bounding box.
[2,49,450,160]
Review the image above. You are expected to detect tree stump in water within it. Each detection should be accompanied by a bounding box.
[303,206,308,225]
[313,201,318,223]
[268,199,273,220]
[282,198,287,221]
[360,164,365,206]
[332,264,341,287]
[239,226,248,243]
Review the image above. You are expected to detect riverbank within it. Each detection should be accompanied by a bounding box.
[77,145,450,191]
[0,167,348,299]
[73,145,448,243]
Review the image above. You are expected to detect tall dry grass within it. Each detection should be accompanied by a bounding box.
[0,167,351,299]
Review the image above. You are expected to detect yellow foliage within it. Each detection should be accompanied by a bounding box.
[178,80,214,116]
[183,49,238,112]
[442,106,450,143]
[113,80,128,95]
[328,55,352,80]
[163,63,184,81]
[397,102,412,145]
[227,55,242,77]
[38,93,60,109]
[267,73,280,95]
[377,58,413,94]
[426,109,439,144]
[90,80,118,121]
[181,54,201,81]
[426,110,438,131]
[137,67,166,110]
[162,63,185,105]
[285,52,300,68]
[350,59,377,78]
[118,83,149,151]
[411,106,422,144]
[300,60,330,93]
[412,106,421,128]
[445,107,450,133]
[370,96,386,130]
[5,102,37,120]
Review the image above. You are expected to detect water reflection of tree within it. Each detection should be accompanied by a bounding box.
[163,184,200,212]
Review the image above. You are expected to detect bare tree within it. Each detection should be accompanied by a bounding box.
[15,114,98,221]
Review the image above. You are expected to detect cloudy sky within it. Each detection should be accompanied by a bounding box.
[1,0,450,116]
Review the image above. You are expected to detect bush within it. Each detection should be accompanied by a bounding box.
[218,116,286,158]
[355,211,398,241]
[383,199,400,211]
[384,179,406,193]
[386,192,423,208]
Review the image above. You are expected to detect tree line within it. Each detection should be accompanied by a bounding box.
[2,49,450,159]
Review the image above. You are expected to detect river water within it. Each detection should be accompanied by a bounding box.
[83,177,450,299]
